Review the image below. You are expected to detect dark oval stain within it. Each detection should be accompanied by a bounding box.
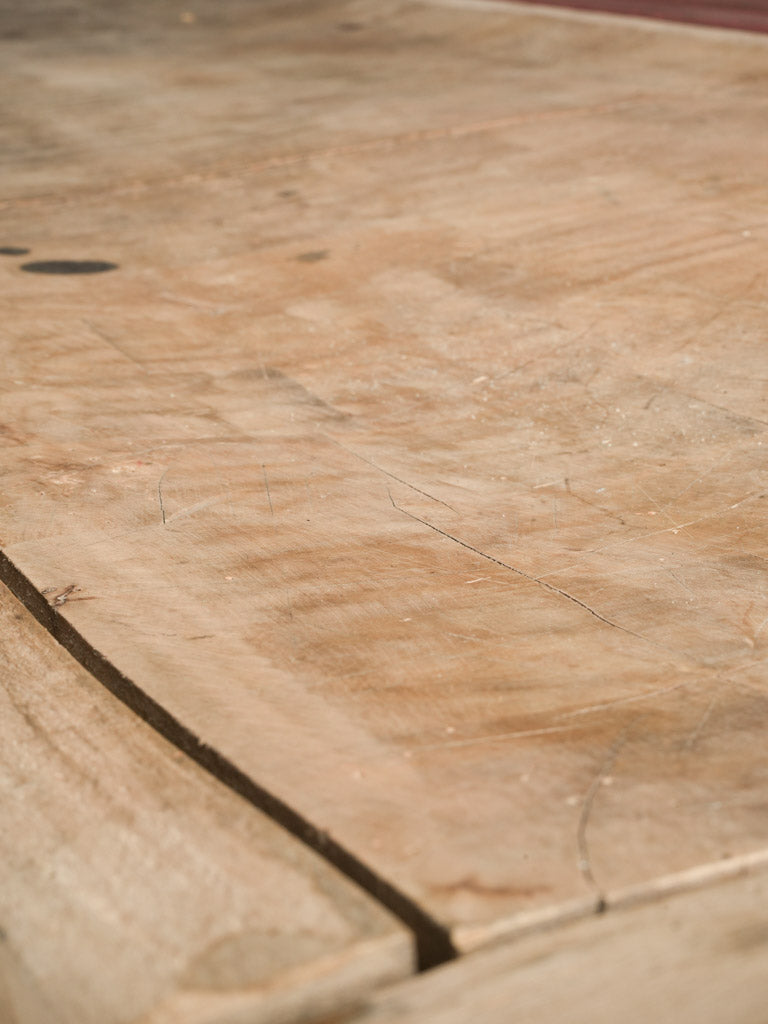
[20,259,118,275]
[0,246,30,256]
[295,250,329,263]
[338,22,363,31]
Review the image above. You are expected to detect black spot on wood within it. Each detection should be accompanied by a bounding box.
[295,250,328,263]
[20,259,118,275]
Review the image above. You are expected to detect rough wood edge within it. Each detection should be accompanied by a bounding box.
[0,548,456,972]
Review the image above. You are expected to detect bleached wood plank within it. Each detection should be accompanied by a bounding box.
[1,0,768,955]
[0,583,412,1024]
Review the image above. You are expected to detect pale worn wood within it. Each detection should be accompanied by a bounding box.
[346,868,768,1024]
[0,583,412,1024]
[1,0,768,953]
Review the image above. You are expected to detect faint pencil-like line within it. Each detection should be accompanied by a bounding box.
[263,464,274,516]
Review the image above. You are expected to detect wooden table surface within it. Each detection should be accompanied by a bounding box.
[1,0,767,1018]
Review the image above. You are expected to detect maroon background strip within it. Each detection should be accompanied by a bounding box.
[513,1,768,32]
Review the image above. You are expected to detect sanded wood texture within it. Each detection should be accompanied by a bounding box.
[0,583,411,1024]
[346,868,768,1024]
[2,0,768,955]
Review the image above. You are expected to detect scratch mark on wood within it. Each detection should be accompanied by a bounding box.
[635,481,687,534]
[665,566,695,597]
[486,322,598,389]
[560,484,628,527]
[157,469,168,525]
[414,722,580,753]
[263,464,274,516]
[673,270,765,354]
[541,490,766,575]
[555,678,694,721]
[388,489,666,649]
[83,320,147,372]
[329,436,458,513]
[159,291,236,314]
[585,233,748,290]
[665,454,729,506]
[577,729,631,901]
[165,494,226,525]
[681,391,768,431]
[684,689,721,750]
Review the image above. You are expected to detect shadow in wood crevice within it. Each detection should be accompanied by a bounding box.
[0,548,456,973]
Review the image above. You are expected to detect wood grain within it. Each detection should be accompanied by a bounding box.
[1,0,768,953]
[0,583,412,1024]
[346,868,768,1024]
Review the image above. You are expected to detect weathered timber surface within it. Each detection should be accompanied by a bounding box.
[0,583,411,1024]
[1,0,768,952]
[346,867,768,1024]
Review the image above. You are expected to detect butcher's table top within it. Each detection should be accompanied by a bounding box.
[1,0,768,1020]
